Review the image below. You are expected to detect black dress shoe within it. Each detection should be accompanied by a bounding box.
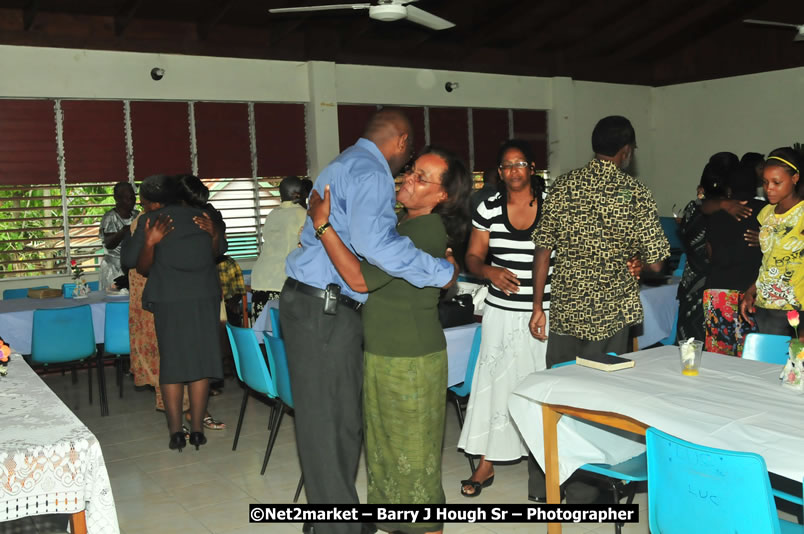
[168,432,186,452]
[188,431,207,450]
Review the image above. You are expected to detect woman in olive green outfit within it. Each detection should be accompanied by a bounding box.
[309,147,472,534]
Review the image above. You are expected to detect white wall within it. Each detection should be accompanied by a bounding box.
[0,45,309,102]
[553,79,654,183]
[0,44,654,289]
[651,67,804,216]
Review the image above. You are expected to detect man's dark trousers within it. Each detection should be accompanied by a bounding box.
[280,285,364,534]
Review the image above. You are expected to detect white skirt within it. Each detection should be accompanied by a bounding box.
[457,305,549,461]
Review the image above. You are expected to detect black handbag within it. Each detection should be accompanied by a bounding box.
[438,293,475,328]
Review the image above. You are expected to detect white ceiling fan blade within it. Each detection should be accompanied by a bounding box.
[743,19,801,30]
[404,5,455,30]
[269,4,370,14]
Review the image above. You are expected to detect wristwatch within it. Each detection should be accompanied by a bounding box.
[314,222,331,240]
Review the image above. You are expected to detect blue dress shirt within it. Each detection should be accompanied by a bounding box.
[285,138,453,302]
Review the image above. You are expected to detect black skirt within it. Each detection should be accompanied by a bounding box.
[152,296,224,384]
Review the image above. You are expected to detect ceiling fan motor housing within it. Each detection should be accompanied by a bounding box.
[369,5,407,22]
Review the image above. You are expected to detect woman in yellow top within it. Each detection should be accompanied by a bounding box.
[740,147,804,338]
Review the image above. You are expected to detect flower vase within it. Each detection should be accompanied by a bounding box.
[780,340,804,391]
[72,280,90,299]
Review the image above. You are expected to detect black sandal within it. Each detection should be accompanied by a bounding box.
[460,475,494,497]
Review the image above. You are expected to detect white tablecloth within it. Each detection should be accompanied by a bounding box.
[509,346,804,485]
[253,301,479,388]
[0,292,128,354]
[636,281,679,347]
[0,354,119,533]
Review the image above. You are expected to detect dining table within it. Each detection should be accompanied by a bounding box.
[508,345,804,534]
[0,353,119,533]
[0,292,129,354]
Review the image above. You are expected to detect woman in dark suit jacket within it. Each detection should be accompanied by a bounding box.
[121,175,223,451]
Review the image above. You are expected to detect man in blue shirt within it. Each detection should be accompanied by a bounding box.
[280,109,456,534]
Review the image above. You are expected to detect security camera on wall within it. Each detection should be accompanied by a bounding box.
[150,68,165,81]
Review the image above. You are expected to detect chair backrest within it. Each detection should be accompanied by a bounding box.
[742,333,791,364]
[660,216,683,252]
[659,304,679,346]
[269,307,282,339]
[31,305,96,364]
[103,301,130,355]
[3,286,47,299]
[672,253,686,277]
[263,332,294,408]
[87,281,100,291]
[447,325,482,397]
[225,324,277,398]
[646,427,784,534]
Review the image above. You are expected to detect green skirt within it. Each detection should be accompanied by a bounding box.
[364,349,447,534]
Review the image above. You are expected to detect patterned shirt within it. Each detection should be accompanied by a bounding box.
[532,159,670,340]
[474,191,552,312]
[756,200,804,310]
[217,256,246,300]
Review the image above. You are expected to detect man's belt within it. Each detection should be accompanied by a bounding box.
[284,278,363,312]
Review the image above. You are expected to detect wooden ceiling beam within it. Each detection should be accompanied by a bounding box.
[198,0,234,41]
[517,0,597,51]
[610,0,737,62]
[114,0,144,37]
[560,0,683,59]
[23,0,38,31]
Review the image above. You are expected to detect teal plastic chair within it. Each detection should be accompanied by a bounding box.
[30,305,108,416]
[263,332,304,502]
[646,427,802,534]
[87,281,100,291]
[741,332,801,507]
[659,304,679,346]
[552,358,647,534]
[3,286,47,299]
[447,324,482,471]
[672,253,686,277]
[103,301,130,400]
[269,307,282,339]
[226,323,277,454]
[743,333,792,365]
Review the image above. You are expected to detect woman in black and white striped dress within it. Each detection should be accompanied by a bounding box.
[458,139,552,497]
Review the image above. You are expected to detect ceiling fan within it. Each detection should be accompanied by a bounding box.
[268,0,455,31]
[744,19,804,41]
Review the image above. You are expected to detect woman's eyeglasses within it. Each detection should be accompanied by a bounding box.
[499,161,530,171]
[403,166,441,186]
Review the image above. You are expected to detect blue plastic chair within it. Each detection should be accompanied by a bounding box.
[672,253,686,277]
[30,305,108,416]
[646,427,802,534]
[3,286,47,299]
[269,307,282,339]
[226,323,277,454]
[659,304,679,346]
[263,332,304,502]
[447,324,482,471]
[552,358,647,534]
[103,301,130,400]
[87,281,100,291]
[740,332,801,507]
[743,333,792,365]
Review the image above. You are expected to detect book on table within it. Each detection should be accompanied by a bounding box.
[576,353,635,372]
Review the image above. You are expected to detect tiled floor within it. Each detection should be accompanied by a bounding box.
[7,365,789,534]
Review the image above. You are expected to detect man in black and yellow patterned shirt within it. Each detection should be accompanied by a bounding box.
[530,116,670,367]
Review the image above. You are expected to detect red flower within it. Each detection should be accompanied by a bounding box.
[70,259,76,267]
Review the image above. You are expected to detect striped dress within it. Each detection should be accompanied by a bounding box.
[458,191,553,461]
